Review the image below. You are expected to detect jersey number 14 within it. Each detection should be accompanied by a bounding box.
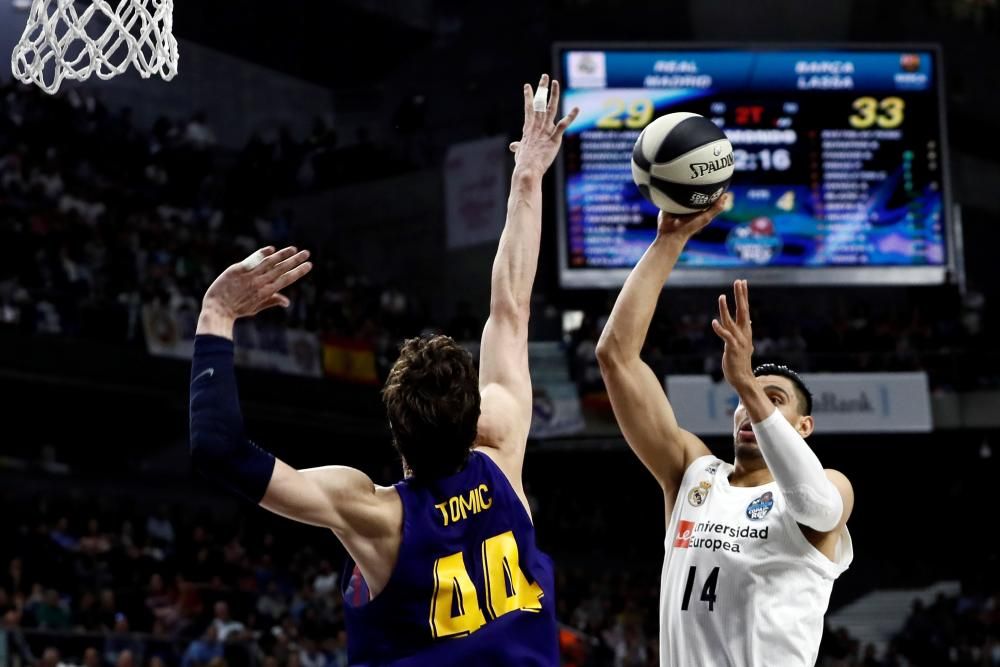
[430,530,544,639]
[681,566,720,612]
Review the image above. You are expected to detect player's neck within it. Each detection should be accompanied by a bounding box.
[729,456,774,487]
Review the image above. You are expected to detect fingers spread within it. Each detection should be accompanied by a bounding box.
[553,107,580,139]
[522,83,533,128]
[266,249,310,283]
[546,79,561,125]
[272,260,313,292]
[260,293,291,312]
[256,246,297,274]
[712,318,735,344]
[241,246,275,271]
[736,280,750,327]
[718,294,735,329]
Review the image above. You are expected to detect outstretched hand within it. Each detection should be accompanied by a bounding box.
[711,279,756,392]
[657,194,729,242]
[202,246,313,321]
[509,73,580,179]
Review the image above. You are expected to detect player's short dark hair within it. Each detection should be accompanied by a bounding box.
[382,335,480,479]
[753,363,813,416]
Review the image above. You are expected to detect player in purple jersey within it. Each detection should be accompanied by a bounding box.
[188,75,578,665]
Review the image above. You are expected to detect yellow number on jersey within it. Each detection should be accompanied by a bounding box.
[849,96,878,129]
[429,553,486,639]
[481,531,544,619]
[877,97,905,128]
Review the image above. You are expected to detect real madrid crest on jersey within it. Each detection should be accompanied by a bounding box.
[688,481,712,507]
[746,491,774,520]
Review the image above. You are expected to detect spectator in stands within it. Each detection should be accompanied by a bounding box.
[50,517,78,551]
[328,629,349,667]
[40,646,69,667]
[97,588,118,631]
[181,624,224,667]
[82,646,101,667]
[145,573,179,632]
[256,581,287,624]
[2,607,36,664]
[182,112,217,150]
[147,505,176,549]
[299,638,327,667]
[78,518,112,555]
[35,588,72,630]
[104,613,143,666]
[116,649,137,667]
[2,558,28,596]
[73,590,101,631]
[211,601,247,642]
[312,560,337,597]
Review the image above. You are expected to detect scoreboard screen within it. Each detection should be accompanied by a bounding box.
[554,45,953,287]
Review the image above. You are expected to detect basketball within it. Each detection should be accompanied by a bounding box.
[631,112,734,215]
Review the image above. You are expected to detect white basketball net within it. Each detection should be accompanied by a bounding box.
[11,0,178,95]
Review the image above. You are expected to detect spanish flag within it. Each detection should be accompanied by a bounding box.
[322,336,378,385]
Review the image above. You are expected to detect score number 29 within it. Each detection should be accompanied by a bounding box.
[596,97,655,129]
[849,96,905,129]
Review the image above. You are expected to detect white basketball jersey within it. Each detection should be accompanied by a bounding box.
[659,455,853,667]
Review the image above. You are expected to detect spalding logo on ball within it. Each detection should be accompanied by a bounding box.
[631,112,734,214]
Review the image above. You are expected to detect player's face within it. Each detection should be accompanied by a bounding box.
[732,375,811,451]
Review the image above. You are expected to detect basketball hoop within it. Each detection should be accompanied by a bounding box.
[11,0,178,94]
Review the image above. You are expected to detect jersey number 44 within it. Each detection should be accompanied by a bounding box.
[430,530,544,638]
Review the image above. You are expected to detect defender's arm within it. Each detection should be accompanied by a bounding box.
[476,74,578,482]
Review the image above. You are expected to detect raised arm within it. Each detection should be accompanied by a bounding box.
[595,200,726,498]
[475,74,578,481]
[189,247,397,551]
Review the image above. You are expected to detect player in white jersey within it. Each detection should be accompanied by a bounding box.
[595,197,855,667]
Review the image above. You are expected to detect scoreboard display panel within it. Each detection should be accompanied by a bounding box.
[554,45,953,287]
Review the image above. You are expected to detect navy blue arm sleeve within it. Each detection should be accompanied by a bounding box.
[189,334,276,503]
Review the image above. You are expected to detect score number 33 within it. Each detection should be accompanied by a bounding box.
[596,97,655,129]
[430,530,544,639]
[849,96,905,129]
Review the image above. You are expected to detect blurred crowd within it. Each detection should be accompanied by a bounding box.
[0,498,352,667]
[816,583,1000,666]
[2,75,997,393]
[566,284,996,394]
[4,478,997,667]
[0,76,425,360]
[0,490,671,667]
[0,493,829,667]
[889,587,1000,667]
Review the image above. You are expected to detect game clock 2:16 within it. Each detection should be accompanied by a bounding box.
[732,148,792,171]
